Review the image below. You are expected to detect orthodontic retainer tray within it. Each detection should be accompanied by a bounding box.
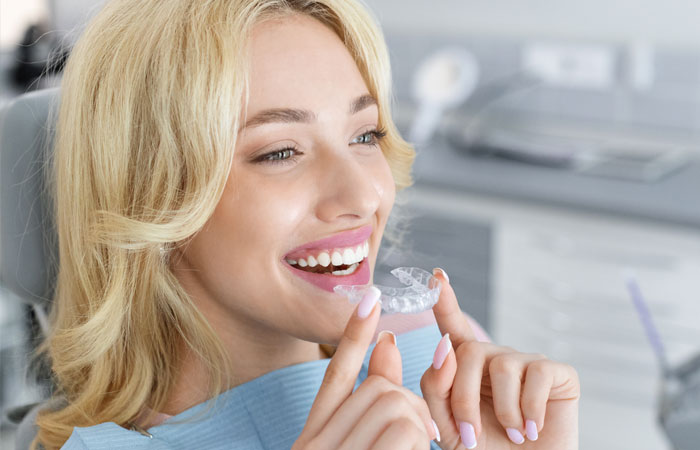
[333,267,441,314]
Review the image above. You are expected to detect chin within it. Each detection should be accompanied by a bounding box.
[280,261,378,344]
[296,297,356,345]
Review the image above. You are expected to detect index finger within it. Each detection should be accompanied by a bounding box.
[431,268,476,347]
[303,286,382,437]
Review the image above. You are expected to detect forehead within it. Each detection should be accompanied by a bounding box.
[246,14,370,113]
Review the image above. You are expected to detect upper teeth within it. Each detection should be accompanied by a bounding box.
[286,240,369,267]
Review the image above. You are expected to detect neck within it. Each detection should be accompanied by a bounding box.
[157,275,327,417]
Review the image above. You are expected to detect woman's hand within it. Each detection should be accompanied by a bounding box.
[293,288,439,450]
[421,269,580,449]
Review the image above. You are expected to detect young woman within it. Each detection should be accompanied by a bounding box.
[34,0,580,448]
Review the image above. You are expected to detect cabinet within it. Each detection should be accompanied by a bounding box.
[407,184,700,450]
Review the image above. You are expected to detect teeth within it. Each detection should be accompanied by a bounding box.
[342,248,355,265]
[317,252,331,267]
[286,239,370,268]
[332,262,359,276]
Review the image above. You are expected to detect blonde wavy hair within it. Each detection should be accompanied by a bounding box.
[34,0,415,448]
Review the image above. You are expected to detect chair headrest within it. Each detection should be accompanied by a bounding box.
[0,88,60,305]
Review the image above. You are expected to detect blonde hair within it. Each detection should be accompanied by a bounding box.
[34,0,414,448]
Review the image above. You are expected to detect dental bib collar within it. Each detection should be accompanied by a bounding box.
[334,267,441,314]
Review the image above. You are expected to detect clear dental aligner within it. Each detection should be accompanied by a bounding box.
[333,267,441,314]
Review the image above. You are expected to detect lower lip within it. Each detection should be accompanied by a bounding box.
[283,258,370,292]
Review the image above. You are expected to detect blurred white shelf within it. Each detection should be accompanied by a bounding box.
[409,185,699,450]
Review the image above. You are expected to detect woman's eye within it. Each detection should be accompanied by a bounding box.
[254,147,302,165]
[351,128,387,146]
[253,128,386,166]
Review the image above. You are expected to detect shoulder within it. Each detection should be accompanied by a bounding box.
[61,431,89,450]
[61,423,161,449]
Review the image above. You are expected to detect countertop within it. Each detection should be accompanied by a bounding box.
[410,134,700,229]
[384,32,700,230]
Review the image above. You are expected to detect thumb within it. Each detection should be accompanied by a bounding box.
[368,330,402,385]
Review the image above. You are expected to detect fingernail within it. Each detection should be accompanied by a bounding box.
[377,330,396,345]
[357,286,381,319]
[432,333,451,370]
[525,419,538,441]
[431,419,440,442]
[432,267,449,283]
[506,427,525,444]
[459,422,477,449]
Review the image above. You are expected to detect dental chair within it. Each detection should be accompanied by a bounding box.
[1,88,61,450]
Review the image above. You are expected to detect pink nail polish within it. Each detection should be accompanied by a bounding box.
[506,427,525,444]
[526,419,538,441]
[432,333,451,370]
[377,330,396,345]
[431,419,440,442]
[357,286,381,319]
[459,422,477,449]
[432,267,449,283]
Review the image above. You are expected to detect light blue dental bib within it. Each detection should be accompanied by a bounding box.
[61,323,443,449]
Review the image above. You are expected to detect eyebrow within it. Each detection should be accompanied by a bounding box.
[242,94,377,130]
[349,94,377,114]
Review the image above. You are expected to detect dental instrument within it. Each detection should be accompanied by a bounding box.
[409,47,479,145]
[625,272,700,450]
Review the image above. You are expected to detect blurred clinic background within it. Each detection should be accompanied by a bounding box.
[1,1,699,449]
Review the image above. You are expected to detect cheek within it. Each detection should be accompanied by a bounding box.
[217,179,307,266]
[375,153,396,216]
[194,178,309,303]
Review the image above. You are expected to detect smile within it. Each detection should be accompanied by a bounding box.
[285,240,369,275]
[282,225,373,292]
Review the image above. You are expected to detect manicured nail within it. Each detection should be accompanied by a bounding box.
[506,427,525,444]
[525,419,538,441]
[431,419,440,442]
[377,330,396,345]
[433,267,449,283]
[432,333,451,370]
[459,422,477,449]
[357,286,381,318]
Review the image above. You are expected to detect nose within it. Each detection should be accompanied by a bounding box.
[314,151,383,224]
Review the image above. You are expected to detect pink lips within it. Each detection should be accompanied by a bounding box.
[284,225,373,259]
[284,257,370,292]
[282,225,373,292]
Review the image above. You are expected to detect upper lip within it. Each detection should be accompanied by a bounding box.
[284,224,373,258]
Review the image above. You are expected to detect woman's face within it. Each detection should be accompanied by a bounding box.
[173,14,396,344]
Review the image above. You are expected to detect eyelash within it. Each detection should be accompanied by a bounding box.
[254,127,387,166]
